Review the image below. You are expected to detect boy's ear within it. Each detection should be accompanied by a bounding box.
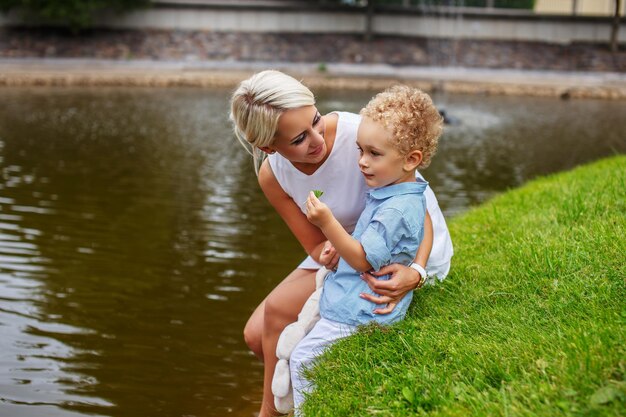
[403,150,423,171]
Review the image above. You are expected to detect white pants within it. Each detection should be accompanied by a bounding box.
[290,317,357,415]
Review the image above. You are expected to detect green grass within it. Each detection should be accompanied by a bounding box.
[302,155,626,416]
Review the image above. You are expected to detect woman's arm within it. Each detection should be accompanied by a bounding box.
[258,160,332,264]
[414,210,433,270]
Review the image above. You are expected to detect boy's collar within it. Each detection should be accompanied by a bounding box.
[368,179,428,200]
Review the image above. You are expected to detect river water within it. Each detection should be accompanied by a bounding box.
[0,87,624,417]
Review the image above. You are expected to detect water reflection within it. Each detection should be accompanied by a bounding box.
[0,87,624,417]
[0,87,296,417]
[0,214,112,417]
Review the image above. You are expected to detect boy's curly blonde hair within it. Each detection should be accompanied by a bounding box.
[360,85,442,168]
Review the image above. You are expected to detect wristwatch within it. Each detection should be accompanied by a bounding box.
[409,263,427,281]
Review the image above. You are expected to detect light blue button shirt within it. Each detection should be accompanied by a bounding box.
[319,180,428,326]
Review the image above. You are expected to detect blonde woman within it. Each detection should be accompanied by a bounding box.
[230,70,453,416]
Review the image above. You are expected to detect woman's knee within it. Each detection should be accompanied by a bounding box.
[265,271,316,326]
[264,292,298,332]
[243,321,262,354]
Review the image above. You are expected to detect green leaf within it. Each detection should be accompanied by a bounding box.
[556,400,569,410]
[563,388,578,397]
[589,386,620,406]
[402,386,415,404]
[313,190,324,198]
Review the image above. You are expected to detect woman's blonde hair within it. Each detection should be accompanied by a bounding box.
[230,70,315,174]
[360,85,442,169]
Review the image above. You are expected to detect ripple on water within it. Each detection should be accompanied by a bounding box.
[0,279,113,416]
[0,204,112,417]
[205,293,228,301]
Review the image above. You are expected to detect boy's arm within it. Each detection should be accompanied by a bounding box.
[305,192,372,272]
[318,216,372,272]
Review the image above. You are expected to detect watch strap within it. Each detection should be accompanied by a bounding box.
[409,263,427,280]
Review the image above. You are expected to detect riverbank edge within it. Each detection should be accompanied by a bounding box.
[1,58,626,99]
[302,155,626,416]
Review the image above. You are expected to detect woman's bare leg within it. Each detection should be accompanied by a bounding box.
[243,268,317,360]
[244,300,266,360]
[246,268,316,417]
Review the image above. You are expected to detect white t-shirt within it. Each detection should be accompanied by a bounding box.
[268,111,453,279]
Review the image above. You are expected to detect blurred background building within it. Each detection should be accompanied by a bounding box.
[0,0,623,71]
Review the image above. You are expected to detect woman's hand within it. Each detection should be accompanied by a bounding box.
[360,263,425,314]
[318,241,339,270]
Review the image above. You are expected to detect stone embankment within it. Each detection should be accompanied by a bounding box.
[1,28,625,98]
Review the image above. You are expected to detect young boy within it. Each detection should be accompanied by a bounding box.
[290,85,443,413]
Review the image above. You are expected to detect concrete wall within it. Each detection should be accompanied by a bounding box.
[0,12,10,26]
[97,8,366,33]
[2,3,624,45]
[373,14,623,44]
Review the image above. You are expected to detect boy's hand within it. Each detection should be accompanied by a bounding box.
[319,240,339,270]
[305,191,333,228]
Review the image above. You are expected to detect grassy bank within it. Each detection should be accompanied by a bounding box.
[303,155,626,416]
